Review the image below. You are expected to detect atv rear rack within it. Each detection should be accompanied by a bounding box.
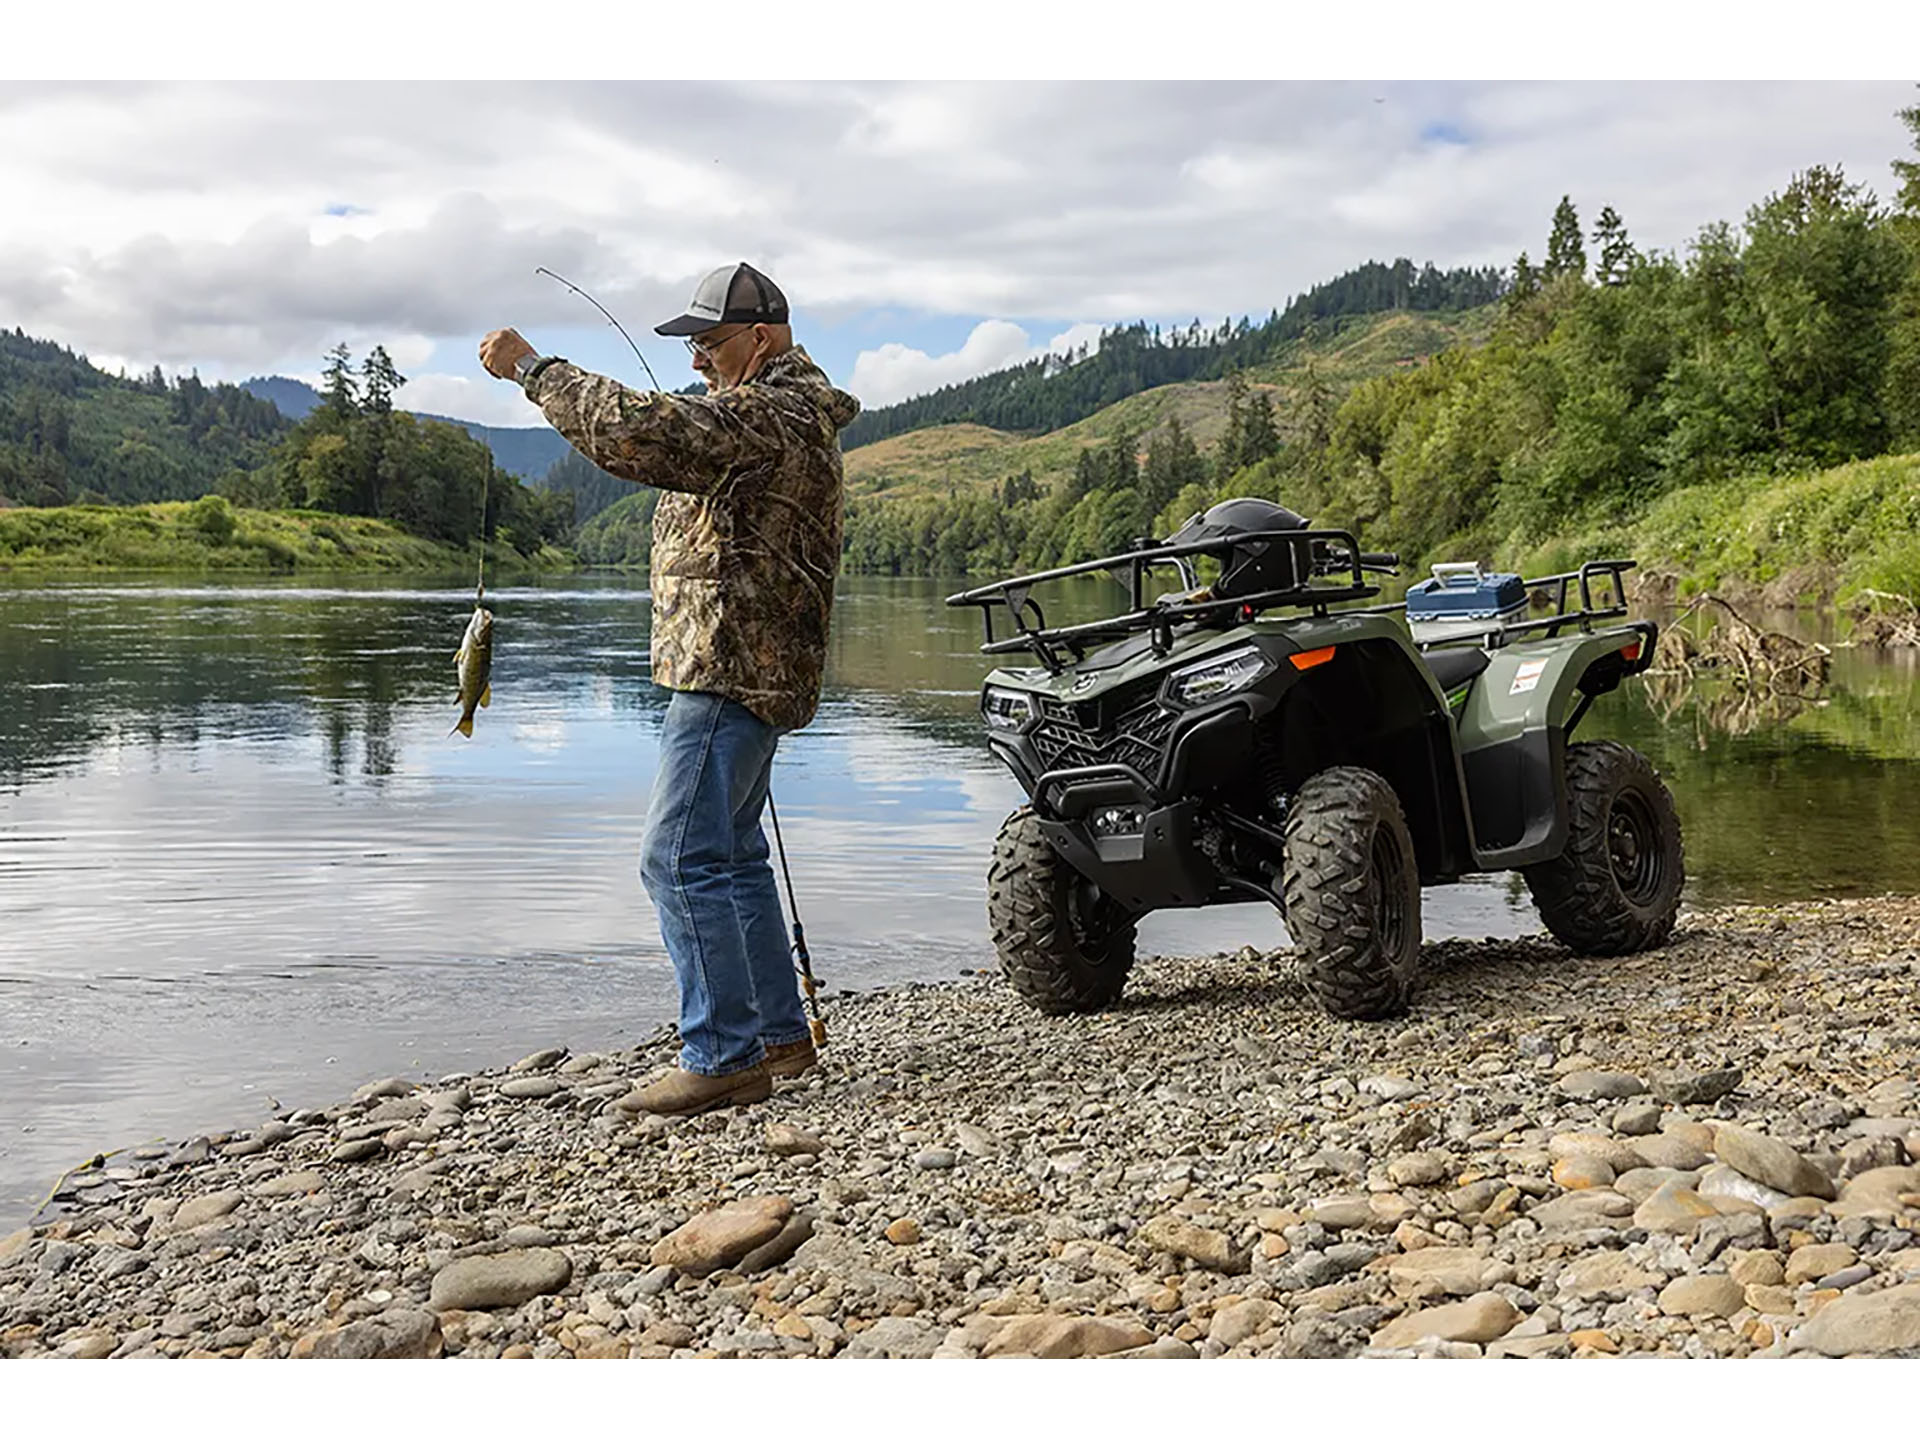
[1349,559,1640,649]
[945,529,1393,673]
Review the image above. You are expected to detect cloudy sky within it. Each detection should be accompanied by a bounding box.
[2,79,1916,427]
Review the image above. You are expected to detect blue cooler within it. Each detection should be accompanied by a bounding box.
[1406,563,1528,642]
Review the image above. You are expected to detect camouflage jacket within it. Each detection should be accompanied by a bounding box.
[527,348,860,731]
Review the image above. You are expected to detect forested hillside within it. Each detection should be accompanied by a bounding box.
[0,331,288,507]
[840,259,1504,450]
[842,100,1920,599]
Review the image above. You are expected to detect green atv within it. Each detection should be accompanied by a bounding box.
[947,498,1684,1020]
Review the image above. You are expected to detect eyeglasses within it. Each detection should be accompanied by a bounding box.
[684,328,749,360]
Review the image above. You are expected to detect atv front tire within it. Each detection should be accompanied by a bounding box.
[1523,741,1684,955]
[987,807,1137,1014]
[1282,767,1423,1020]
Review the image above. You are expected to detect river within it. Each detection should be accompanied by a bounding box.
[1,572,1916,1226]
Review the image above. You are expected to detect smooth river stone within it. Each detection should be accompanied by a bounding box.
[429,1248,573,1310]
[1712,1125,1836,1200]
[650,1196,792,1275]
[1787,1286,1920,1356]
[498,1076,561,1100]
[1370,1294,1518,1349]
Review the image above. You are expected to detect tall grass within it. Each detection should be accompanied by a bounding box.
[0,500,574,577]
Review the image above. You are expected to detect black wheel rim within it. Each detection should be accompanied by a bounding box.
[1370,826,1411,959]
[1607,789,1665,905]
[1068,878,1125,965]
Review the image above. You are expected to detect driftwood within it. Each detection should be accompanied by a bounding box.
[1847,589,1920,649]
[1642,594,1832,739]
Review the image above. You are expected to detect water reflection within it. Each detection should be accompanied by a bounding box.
[0,573,1916,1226]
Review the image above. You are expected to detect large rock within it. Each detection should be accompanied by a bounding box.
[1136,1215,1248,1274]
[1209,1299,1279,1348]
[737,1209,816,1275]
[1633,1180,1720,1235]
[1784,1242,1858,1286]
[1631,1133,1711,1171]
[1657,1274,1744,1319]
[1548,1131,1644,1172]
[1370,1294,1518,1348]
[255,1170,327,1197]
[841,1315,945,1358]
[172,1190,244,1230]
[1528,1190,1634,1231]
[1787,1285,1920,1356]
[1385,1248,1516,1299]
[983,1315,1155,1358]
[764,1123,825,1157]
[1557,1251,1661,1300]
[1650,1068,1743,1105]
[1557,1071,1648,1101]
[1712,1125,1836,1200]
[429,1248,573,1311]
[295,1308,443,1359]
[651,1196,792,1276]
[1699,1163,1791,1210]
[1827,1166,1920,1220]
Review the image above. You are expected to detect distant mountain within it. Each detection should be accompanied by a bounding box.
[241,375,572,479]
[239,375,322,421]
[416,416,572,480]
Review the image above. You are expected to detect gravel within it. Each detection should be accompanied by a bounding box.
[2,895,1916,1359]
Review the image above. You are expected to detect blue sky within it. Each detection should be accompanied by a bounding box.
[2,80,1914,429]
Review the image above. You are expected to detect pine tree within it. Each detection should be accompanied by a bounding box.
[1545,196,1586,279]
[1592,205,1635,285]
[1507,251,1540,307]
[321,344,358,419]
[360,345,405,416]
[1243,386,1282,462]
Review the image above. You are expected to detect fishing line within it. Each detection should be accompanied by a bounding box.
[768,793,827,1049]
[535,267,662,392]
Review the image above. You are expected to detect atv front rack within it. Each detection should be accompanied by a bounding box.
[945,529,1392,673]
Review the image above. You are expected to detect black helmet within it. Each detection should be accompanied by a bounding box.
[1165,498,1311,600]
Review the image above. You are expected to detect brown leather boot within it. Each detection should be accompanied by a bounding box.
[631,1062,772,1116]
[764,1037,819,1080]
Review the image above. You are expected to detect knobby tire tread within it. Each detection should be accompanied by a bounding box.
[1523,740,1685,956]
[987,807,1136,1014]
[1281,766,1423,1021]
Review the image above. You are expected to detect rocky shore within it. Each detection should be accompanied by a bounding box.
[3,895,1918,1360]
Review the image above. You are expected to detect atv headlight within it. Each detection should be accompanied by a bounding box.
[982,685,1036,731]
[1167,645,1274,706]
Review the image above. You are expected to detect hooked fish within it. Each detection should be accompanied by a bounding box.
[449,604,494,738]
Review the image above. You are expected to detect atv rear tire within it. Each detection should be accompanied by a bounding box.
[987,807,1137,1014]
[1523,740,1684,955]
[1282,767,1423,1020]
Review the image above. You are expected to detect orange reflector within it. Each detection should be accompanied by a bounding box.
[1620,641,1642,661]
[1291,646,1337,671]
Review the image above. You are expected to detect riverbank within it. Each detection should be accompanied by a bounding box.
[0,500,575,576]
[3,895,1917,1360]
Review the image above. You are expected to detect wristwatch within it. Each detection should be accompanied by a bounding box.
[513,352,565,389]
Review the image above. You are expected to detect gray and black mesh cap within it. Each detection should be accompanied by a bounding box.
[654,261,789,336]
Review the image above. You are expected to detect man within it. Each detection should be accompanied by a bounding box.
[479,262,860,1115]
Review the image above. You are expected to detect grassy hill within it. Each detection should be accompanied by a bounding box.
[844,306,1491,501]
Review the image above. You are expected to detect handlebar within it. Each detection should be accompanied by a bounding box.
[1358,552,1400,569]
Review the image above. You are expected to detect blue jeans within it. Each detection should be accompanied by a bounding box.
[640,690,810,1076]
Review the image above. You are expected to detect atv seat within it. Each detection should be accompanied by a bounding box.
[1420,645,1492,694]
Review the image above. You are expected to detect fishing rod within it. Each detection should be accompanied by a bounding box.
[535,267,663,393]
[539,265,827,1048]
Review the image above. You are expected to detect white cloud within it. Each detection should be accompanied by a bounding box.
[0,81,1913,415]
[396,373,546,429]
[848,320,1106,408]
